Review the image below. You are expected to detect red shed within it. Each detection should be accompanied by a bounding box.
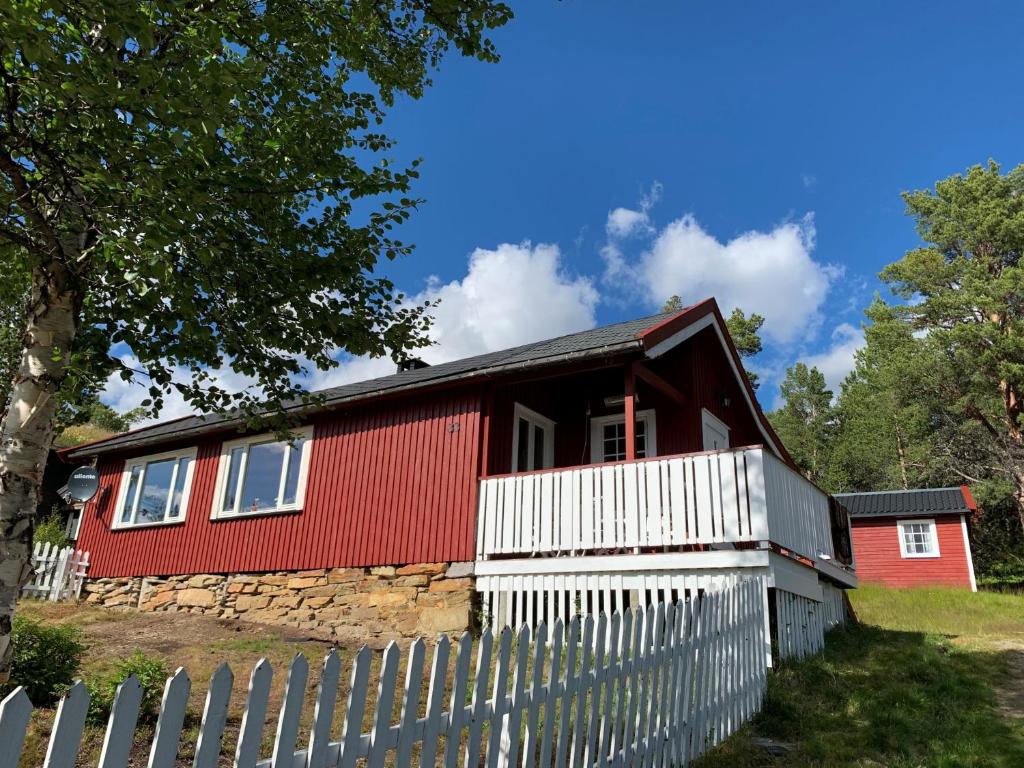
[836,487,977,591]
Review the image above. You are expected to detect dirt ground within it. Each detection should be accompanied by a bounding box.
[993,641,1024,723]
[17,602,429,768]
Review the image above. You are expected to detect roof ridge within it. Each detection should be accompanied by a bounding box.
[834,487,964,496]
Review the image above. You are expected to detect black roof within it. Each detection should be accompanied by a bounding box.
[67,311,674,459]
[834,487,972,518]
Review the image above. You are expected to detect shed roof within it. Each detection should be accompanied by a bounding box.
[834,487,976,519]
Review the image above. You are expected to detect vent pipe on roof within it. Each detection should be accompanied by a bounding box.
[397,358,430,374]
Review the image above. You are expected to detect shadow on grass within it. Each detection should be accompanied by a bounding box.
[697,623,1024,768]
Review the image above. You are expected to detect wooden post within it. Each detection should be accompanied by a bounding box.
[624,365,636,462]
[479,384,494,478]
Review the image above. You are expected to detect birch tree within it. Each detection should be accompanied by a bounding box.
[0,0,511,680]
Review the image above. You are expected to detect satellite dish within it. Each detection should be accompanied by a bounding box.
[60,466,100,503]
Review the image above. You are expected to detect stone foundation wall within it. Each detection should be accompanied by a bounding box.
[82,562,475,646]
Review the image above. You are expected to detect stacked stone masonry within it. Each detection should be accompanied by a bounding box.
[82,562,475,646]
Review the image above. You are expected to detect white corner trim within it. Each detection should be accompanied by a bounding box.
[210,425,314,519]
[589,408,658,463]
[960,514,978,592]
[896,518,941,559]
[646,313,716,358]
[644,313,783,459]
[112,446,198,529]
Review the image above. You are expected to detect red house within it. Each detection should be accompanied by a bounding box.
[835,487,977,591]
[64,299,857,653]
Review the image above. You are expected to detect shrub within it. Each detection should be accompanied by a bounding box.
[33,508,68,550]
[0,616,85,706]
[86,651,169,725]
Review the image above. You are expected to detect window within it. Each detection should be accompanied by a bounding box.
[114,448,197,528]
[212,427,313,518]
[590,410,657,463]
[511,404,554,472]
[898,518,940,558]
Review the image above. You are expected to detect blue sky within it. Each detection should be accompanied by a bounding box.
[103,2,1024,418]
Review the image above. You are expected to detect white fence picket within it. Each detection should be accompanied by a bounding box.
[271,654,308,768]
[22,545,90,602]
[43,680,89,768]
[8,577,836,768]
[235,659,272,768]
[98,676,143,768]
[0,688,32,767]
[149,668,191,768]
[306,650,341,768]
[193,663,233,768]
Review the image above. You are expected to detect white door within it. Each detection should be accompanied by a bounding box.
[701,408,730,451]
[511,403,555,471]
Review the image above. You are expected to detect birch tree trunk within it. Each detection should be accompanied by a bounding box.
[0,260,77,681]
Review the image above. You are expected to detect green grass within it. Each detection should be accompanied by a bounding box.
[852,584,1024,642]
[697,586,1024,768]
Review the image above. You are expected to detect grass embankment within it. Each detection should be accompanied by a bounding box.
[698,585,1024,767]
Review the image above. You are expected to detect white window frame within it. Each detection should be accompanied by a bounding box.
[590,409,658,463]
[701,408,730,451]
[510,403,555,472]
[897,518,941,559]
[211,426,314,519]
[113,446,198,529]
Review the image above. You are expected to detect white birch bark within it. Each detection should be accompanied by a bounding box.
[0,260,77,681]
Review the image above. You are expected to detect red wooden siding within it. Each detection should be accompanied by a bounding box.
[484,327,765,474]
[77,390,482,578]
[850,515,973,588]
[646,327,764,454]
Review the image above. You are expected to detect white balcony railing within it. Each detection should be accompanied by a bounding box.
[476,446,834,563]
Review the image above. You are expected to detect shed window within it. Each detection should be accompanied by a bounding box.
[114,448,196,528]
[898,519,940,558]
[212,427,313,518]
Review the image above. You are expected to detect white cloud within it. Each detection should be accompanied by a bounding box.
[636,213,839,344]
[804,322,865,394]
[801,173,817,188]
[103,242,599,422]
[604,184,662,241]
[308,242,599,389]
[101,354,263,426]
[606,207,651,239]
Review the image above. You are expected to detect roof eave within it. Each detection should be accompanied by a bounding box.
[64,340,643,461]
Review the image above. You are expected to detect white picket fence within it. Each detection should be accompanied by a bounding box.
[0,580,768,768]
[773,586,847,661]
[21,542,89,602]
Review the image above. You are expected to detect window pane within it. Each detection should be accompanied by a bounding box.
[902,523,934,554]
[240,441,287,512]
[222,447,244,512]
[516,418,530,471]
[136,458,176,524]
[281,438,307,506]
[121,465,142,523]
[168,457,191,518]
[532,425,545,470]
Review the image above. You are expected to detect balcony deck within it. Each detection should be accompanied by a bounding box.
[475,446,853,583]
